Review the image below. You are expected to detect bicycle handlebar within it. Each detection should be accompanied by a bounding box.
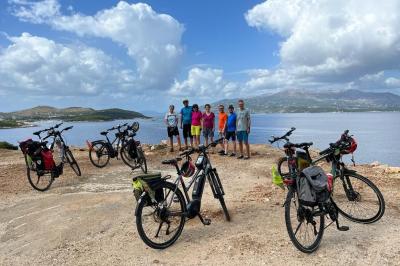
[269,127,296,144]
[179,138,224,156]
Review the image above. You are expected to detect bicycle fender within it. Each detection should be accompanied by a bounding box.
[343,169,357,175]
[135,191,148,216]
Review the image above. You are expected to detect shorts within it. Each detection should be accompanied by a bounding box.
[167,126,179,138]
[225,131,236,141]
[237,131,248,143]
[203,127,214,138]
[191,125,201,136]
[182,124,192,138]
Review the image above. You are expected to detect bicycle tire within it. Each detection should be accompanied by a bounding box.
[120,141,137,169]
[89,141,110,168]
[208,170,230,221]
[136,182,186,249]
[285,188,324,253]
[137,148,148,174]
[333,172,385,224]
[27,167,53,192]
[277,156,290,178]
[65,149,81,176]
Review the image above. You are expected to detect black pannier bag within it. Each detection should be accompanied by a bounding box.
[132,172,164,204]
[297,166,330,206]
[19,139,45,170]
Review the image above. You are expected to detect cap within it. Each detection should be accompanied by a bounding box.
[228,104,234,109]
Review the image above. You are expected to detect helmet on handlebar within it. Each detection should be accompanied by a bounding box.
[341,136,357,154]
[181,160,195,177]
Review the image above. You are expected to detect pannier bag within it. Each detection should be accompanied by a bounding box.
[132,172,164,203]
[297,166,331,206]
[41,149,55,170]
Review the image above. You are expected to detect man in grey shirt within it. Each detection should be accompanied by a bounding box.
[236,99,251,159]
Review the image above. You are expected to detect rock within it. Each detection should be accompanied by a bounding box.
[161,140,168,145]
[370,161,380,167]
[150,145,156,151]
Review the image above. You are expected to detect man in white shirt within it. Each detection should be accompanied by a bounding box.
[165,105,182,152]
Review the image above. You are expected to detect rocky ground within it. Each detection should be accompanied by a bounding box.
[0,144,399,266]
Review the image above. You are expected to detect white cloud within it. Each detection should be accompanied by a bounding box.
[169,68,238,100]
[0,33,135,96]
[245,0,400,89]
[10,0,184,90]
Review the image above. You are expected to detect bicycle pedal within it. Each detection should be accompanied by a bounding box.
[337,226,349,231]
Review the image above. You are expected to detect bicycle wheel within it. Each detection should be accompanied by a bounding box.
[332,172,385,224]
[65,149,81,176]
[89,142,110,168]
[137,148,148,174]
[277,157,290,178]
[120,141,137,169]
[136,182,186,249]
[208,170,230,221]
[285,188,325,253]
[27,167,53,191]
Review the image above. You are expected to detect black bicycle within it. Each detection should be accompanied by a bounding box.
[270,128,385,253]
[274,128,385,224]
[19,123,81,191]
[88,122,147,173]
[134,138,230,249]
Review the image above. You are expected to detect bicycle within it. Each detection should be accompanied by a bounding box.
[134,138,230,249]
[88,122,147,173]
[19,123,81,191]
[273,128,385,224]
[269,128,385,253]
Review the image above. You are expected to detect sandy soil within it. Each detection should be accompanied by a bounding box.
[0,144,399,266]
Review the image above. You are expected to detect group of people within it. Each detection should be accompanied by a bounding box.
[164,99,251,159]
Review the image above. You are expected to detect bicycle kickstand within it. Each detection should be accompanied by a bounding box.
[198,213,211,226]
[335,219,349,232]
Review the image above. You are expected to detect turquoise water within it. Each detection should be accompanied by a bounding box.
[1,112,399,166]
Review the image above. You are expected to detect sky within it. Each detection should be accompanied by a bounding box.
[1,0,400,112]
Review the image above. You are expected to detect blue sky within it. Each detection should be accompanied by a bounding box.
[1,0,400,112]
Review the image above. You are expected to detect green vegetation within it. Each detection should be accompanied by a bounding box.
[0,106,149,123]
[0,119,21,128]
[0,141,18,150]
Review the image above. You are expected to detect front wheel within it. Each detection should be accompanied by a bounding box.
[89,141,110,168]
[285,188,325,253]
[137,148,148,174]
[65,149,81,176]
[277,157,290,178]
[135,182,186,249]
[120,141,137,169]
[332,172,385,224]
[208,170,230,221]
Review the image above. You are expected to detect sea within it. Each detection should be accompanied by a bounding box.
[1,112,399,166]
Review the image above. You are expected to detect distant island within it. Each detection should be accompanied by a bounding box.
[215,89,400,113]
[0,106,149,128]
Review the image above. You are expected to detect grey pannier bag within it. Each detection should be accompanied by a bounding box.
[297,166,330,206]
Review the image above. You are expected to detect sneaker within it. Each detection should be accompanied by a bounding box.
[218,150,225,154]
[243,156,250,160]
[230,153,236,157]
[237,155,244,159]
[170,148,174,152]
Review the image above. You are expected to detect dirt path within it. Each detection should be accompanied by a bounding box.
[0,145,399,265]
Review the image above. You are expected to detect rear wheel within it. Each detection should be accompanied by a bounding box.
[285,189,324,253]
[332,173,385,224]
[65,149,81,176]
[277,157,290,178]
[136,182,186,249]
[27,167,53,191]
[89,142,110,168]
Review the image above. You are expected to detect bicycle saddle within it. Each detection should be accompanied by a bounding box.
[100,131,108,136]
[161,158,182,165]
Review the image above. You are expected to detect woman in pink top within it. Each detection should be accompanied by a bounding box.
[202,104,215,146]
[191,104,202,147]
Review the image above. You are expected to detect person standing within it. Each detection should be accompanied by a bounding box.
[236,99,251,159]
[217,104,227,154]
[202,104,215,147]
[165,105,182,152]
[224,104,237,156]
[191,104,202,148]
[180,99,193,149]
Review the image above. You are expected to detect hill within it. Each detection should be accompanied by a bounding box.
[0,106,149,123]
[215,89,400,113]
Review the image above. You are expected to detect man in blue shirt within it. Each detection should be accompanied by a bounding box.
[180,99,193,149]
[223,105,237,156]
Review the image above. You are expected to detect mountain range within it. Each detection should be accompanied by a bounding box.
[215,89,400,113]
[0,106,148,122]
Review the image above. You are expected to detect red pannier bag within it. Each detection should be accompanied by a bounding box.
[41,150,55,170]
